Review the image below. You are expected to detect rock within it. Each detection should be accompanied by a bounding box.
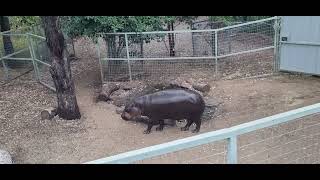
[97,83,121,102]
[204,97,224,107]
[120,82,137,91]
[115,107,124,114]
[192,83,211,93]
[0,150,13,164]
[111,89,131,107]
[40,107,57,120]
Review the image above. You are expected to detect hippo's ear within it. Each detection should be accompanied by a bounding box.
[124,102,134,111]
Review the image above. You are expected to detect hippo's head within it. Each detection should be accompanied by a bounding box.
[121,102,142,121]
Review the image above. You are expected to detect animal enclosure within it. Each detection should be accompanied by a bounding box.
[2,17,320,164]
[97,17,278,83]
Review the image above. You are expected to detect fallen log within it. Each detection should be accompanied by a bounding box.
[96,83,120,102]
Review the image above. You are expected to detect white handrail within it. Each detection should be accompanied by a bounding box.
[84,102,320,164]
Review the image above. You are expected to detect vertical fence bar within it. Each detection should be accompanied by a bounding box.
[125,33,132,81]
[27,34,40,81]
[96,36,104,84]
[273,16,280,73]
[191,31,196,56]
[1,56,9,81]
[0,32,9,81]
[227,136,237,164]
[215,30,218,75]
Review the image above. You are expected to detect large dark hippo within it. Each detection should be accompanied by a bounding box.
[121,89,205,134]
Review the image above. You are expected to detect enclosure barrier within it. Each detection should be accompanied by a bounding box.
[84,102,320,164]
[0,25,78,91]
[97,16,280,82]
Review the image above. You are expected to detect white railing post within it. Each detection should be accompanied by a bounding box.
[84,102,320,164]
[227,136,237,164]
[125,33,132,81]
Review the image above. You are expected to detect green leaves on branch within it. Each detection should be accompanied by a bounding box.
[60,16,199,39]
[9,16,40,30]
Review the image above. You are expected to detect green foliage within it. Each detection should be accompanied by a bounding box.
[60,16,199,39]
[9,16,40,30]
[208,16,272,24]
[0,36,29,56]
[61,16,169,39]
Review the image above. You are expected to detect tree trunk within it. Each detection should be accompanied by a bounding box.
[41,16,81,120]
[0,16,14,56]
[167,21,175,57]
[103,36,123,81]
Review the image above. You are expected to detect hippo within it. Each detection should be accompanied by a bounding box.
[121,88,205,134]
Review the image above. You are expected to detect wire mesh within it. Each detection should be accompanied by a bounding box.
[217,20,275,56]
[127,32,206,58]
[31,36,50,64]
[100,18,277,82]
[35,61,54,88]
[121,112,320,164]
[99,34,127,58]
[29,34,55,90]
[101,58,216,82]
[0,33,34,83]
[134,140,227,164]
[238,113,320,164]
[218,49,274,79]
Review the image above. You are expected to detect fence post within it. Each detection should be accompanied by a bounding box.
[27,33,40,82]
[125,33,132,81]
[96,36,104,84]
[0,32,9,81]
[215,30,218,75]
[0,53,9,82]
[227,136,237,164]
[273,16,280,73]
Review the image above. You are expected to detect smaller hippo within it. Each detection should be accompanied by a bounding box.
[121,89,205,134]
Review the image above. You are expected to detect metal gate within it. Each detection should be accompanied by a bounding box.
[279,16,320,75]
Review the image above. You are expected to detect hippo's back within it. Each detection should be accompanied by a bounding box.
[136,89,205,120]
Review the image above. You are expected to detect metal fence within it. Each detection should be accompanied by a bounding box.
[97,17,279,83]
[85,102,320,164]
[1,25,76,91]
[28,33,55,91]
[1,31,36,84]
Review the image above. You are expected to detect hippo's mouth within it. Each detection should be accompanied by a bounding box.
[121,113,130,121]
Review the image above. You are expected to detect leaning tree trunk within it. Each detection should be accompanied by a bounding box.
[0,16,14,56]
[41,16,81,120]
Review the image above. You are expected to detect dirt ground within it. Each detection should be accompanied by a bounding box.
[1,37,320,164]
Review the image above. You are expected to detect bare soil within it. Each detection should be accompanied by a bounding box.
[1,37,320,164]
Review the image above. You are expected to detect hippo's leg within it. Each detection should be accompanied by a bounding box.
[144,118,160,134]
[156,120,164,131]
[192,119,201,133]
[181,119,193,131]
[143,123,153,134]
